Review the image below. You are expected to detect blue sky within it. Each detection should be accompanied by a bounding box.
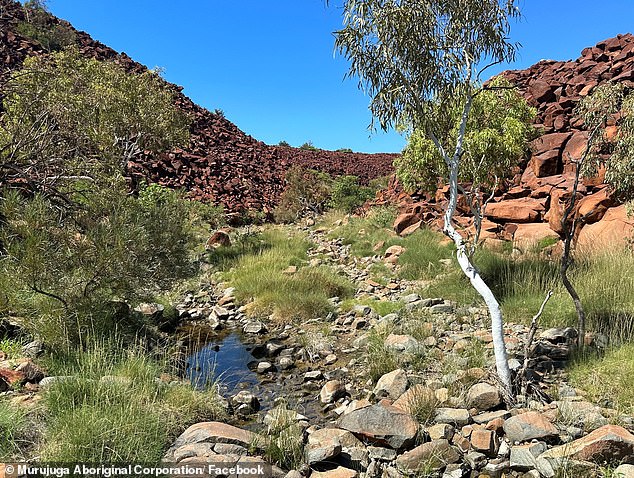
[45,0,634,153]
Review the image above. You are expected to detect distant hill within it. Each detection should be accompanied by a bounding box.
[0,0,396,216]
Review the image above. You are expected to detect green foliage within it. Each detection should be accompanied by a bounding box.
[0,400,30,460]
[220,228,354,322]
[395,77,536,193]
[40,340,225,463]
[0,181,195,346]
[274,166,332,222]
[569,343,634,415]
[333,0,520,131]
[577,83,634,202]
[277,140,291,147]
[16,0,76,52]
[328,175,375,213]
[0,48,189,193]
[0,48,193,346]
[336,147,353,153]
[299,141,319,151]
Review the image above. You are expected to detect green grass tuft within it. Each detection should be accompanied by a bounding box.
[39,340,224,463]
[568,343,634,415]
[221,228,354,321]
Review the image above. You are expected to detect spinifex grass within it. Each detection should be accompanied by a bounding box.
[39,339,224,463]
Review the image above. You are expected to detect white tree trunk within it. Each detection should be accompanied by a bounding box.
[443,163,513,395]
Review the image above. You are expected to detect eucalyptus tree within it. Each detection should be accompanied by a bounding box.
[332,0,523,395]
[562,82,634,347]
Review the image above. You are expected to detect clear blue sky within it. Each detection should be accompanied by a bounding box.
[44,0,634,153]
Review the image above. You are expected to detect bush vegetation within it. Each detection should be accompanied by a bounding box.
[274,167,380,222]
[39,340,224,463]
[215,228,354,322]
[0,49,196,346]
[16,0,76,52]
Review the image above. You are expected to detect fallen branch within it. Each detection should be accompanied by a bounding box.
[520,289,553,398]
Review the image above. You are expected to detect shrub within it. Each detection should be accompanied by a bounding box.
[0,48,192,346]
[0,182,196,346]
[277,140,291,147]
[0,48,189,197]
[16,1,76,52]
[328,175,375,213]
[273,166,332,222]
[336,148,353,153]
[299,141,319,151]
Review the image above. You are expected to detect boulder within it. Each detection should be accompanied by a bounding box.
[536,425,634,474]
[466,383,502,411]
[577,187,615,224]
[337,401,419,450]
[320,380,347,404]
[384,334,420,353]
[577,205,634,251]
[373,369,409,400]
[485,198,546,223]
[434,408,471,427]
[512,222,560,249]
[164,422,259,461]
[395,439,460,472]
[503,411,558,443]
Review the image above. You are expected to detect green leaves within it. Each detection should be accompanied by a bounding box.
[396,77,536,193]
[0,48,189,195]
[575,82,634,202]
[334,0,520,131]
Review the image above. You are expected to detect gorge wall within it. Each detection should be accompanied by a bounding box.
[391,34,634,250]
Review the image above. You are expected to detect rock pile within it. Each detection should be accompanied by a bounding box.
[154,224,634,477]
[390,34,634,250]
[0,0,395,217]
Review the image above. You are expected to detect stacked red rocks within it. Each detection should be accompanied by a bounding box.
[0,0,396,217]
[394,34,634,250]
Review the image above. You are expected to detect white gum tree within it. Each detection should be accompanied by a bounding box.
[332,0,525,397]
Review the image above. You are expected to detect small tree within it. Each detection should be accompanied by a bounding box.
[0,48,189,199]
[333,0,523,395]
[0,49,193,345]
[561,82,634,347]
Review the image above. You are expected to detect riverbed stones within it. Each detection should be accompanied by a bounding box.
[536,425,634,476]
[395,439,460,472]
[615,464,634,478]
[231,391,260,414]
[509,442,548,471]
[503,411,559,443]
[310,466,358,478]
[384,334,419,353]
[337,401,419,450]
[373,369,408,400]
[164,422,259,461]
[320,380,347,404]
[435,408,471,427]
[243,320,267,334]
[279,356,294,370]
[257,361,274,373]
[466,382,502,411]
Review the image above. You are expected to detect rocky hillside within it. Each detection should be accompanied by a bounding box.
[392,34,634,250]
[0,0,396,217]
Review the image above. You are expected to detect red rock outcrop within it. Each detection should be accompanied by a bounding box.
[393,33,634,250]
[0,0,395,218]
